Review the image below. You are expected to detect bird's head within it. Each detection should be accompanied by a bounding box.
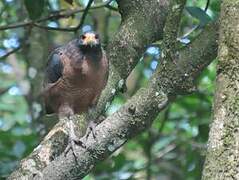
[78,31,101,50]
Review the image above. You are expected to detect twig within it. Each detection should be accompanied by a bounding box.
[0,0,116,31]
[32,23,76,32]
[204,0,210,11]
[33,0,116,32]
[74,0,94,32]
[0,46,22,60]
[158,107,170,133]
[0,86,12,96]
[105,4,118,11]
[155,143,177,160]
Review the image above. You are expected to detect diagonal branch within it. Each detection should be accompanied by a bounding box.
[90,0,170,121]
[0,46,22,60]
[0,86,12,96]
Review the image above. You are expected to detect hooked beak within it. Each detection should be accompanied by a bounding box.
[84,35,97,46]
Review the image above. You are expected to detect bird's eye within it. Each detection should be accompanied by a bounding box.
[81,35,86,40]
[95,34,99,39]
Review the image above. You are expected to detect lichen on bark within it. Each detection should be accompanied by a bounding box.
[202,0,239,179]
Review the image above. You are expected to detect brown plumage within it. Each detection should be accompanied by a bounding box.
[43,32,108,118]
[43,31,108,155]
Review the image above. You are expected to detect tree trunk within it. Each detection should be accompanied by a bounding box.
[202,0,239,179]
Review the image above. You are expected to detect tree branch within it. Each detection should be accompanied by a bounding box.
[0,46,22,60]
[159,0,193,94]
[73,0,94,32]
[0,0,115,31]
[90,0,170,121]
[0,86,12,96]
[32,23,76,32]
[163,0,186,56]
[8,21,219,180]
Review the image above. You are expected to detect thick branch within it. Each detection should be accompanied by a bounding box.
[91,0,170,120]
[163,0,186,55]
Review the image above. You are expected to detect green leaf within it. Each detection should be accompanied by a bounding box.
[24,0,45,20]
[186,6,212,27]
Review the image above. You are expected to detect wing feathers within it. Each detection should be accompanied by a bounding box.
[46,53,63,83]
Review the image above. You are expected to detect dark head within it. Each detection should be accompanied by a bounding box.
[78,31,101,51]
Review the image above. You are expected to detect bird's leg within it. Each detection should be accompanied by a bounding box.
[82,106,99,140]
[64,117,86,159]
[58,105,86,160]
[82,106,106,140]
[85,120,97,139]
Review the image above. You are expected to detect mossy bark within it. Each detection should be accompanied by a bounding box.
[92,0,170,119]
[202,1,239,179]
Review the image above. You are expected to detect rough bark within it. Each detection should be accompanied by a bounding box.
[202,1,239,179]
[91,0,170,119]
